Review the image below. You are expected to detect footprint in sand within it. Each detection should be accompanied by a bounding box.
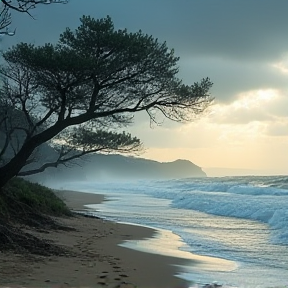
[115,282,136,288]
[99,275,107,279]
[119,274,128,278]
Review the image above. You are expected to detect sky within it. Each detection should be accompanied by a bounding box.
[1,0,288,176]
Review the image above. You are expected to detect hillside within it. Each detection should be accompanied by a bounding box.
[84,154,207,180]
[28,153,206,182]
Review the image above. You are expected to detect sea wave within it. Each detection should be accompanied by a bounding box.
[52,176,288,245]
[141,177,288,245]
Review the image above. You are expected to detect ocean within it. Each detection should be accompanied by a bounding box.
[52,175,288,288]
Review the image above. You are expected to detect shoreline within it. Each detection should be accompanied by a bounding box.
[57,190,198,287]
[0,189,194,288]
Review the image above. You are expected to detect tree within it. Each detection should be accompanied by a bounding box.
[0,15,213,188]
[0,0,68,35]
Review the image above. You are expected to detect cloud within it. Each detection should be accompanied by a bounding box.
[4,0,288,58]
[266,121,288,136]
[271,53,288,82]
[129,88,288,150]
[178,56,288,103]
[206,89,283,123]
[141,0,288,62]
[202,89,283,124]
[3,0,288,106]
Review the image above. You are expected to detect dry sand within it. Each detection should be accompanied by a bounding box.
[0,190,195,288]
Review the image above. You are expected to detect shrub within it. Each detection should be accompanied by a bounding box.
[1,177,72,219]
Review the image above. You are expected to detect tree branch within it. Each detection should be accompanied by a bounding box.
[1,0,68,13]
[18,143,141,176]
[0,0,68,35]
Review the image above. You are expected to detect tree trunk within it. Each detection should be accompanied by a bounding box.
[0,140,39,188]
[0,123,65,189]
[0,114,92,189]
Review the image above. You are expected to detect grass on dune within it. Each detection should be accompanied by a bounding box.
[0,177,72,255]
[0,177,71,219]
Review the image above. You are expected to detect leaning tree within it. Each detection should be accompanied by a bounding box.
[0,15,213,188]
[0,0,68,35]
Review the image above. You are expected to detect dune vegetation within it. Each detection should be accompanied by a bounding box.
[0,177,72,255]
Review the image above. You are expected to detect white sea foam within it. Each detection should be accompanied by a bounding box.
[136,177,288,245]
[52,176,288,245]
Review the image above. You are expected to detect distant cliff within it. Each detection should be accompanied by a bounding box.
[35,153,206,182]
[83,154,206,180]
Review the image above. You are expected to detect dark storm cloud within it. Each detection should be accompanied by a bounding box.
[2,0,288,104]
[4,0,288,60]
[179,56,288,103]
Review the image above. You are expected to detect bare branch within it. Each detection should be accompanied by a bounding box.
[18,138,142,176]
[1,0,68,13]
[0,4,12,35]
[0,0,68,35]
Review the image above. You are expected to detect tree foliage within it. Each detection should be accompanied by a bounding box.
[0,0,68,35]
[0,15,213,188]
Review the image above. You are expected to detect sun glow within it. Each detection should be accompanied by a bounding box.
[135,86,288,175]
[272,58,288,74]
[232,89,278,109]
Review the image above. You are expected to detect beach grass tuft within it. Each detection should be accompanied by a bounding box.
[0,177,72,255]
[0,177,71,218]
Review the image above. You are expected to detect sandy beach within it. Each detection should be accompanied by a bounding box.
[0,190,194,288]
